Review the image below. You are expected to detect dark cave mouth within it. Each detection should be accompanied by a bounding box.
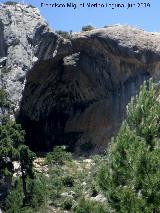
[18,116,83,153]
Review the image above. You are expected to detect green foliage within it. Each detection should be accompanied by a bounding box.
[62,175,74,187]
[0,89,10,112]
[0,86,46,212]
[5,180,23,213]
[48,165,64,201]
[1,67,10,74]
[28,175,48,209]
[81,25,95,32]
[46,146,71,165]
[97,79,160,212]
[19,145,36,206]
[5,175,48,213]
[27,4,36,8]
[20,145,35,179]
[73,197,107,213]
[0,117,25,179]
[55,30,71,39]
[4,1,18,5]
[62,197,73,210]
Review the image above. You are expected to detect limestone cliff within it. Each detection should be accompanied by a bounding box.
[19,26,160,153]
[0,2,66,111]
[1,3,160,153]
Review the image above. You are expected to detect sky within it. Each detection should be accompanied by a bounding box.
[0,0,160,32]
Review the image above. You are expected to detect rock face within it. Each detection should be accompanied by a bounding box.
[0,2,66,111]
[1,3,160,153]
[19,26,160,153]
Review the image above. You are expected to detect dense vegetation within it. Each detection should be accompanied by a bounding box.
[98,80,160,212]
[0,75,46,212]
[1,76,160,212]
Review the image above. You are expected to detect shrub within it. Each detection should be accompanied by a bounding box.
[72,197,107,213]
[62,175,74,187]
[46,146,71,165]
[81,25,95,32]
[1,67,10,74]
[5,175,48,212]
[90,183,98,197]
[55,30,71,39]
[29,175,48,209]
[97,79,160,212]
[0,117,25,180]
[27,4,36,8]
[49,175,63,199]
[62,197,73,210]
[0,86,45,212]
[5,180,23,213]
[4,1,18,5]
[0,89,11,112]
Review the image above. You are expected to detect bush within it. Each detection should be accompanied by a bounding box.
[46,146,71,165]
[0,117,25,180]
[1,67,10,74]
[73,197,107,213]
[0,85,45,212]
[4,1,18,5]
[49,175,63,199]
[62,175,74,187]
[81,25,95,32]
[5,180,23,213]
[0,89,10,111]
[90,183,98,197]
[62,197,73,210]
[5,175,48,212]
[55,30,71,39]
[29,175,48,209]
[97,79,160,212]
[27,4,36,8]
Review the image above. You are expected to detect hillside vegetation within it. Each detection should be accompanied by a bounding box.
[1,79,160,213]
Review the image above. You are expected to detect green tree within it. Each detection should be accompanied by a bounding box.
[19,145,35,206]
[0,89,10,115]
[0,88,25,210]
[0,81,43,211]
[46,146,71,165]
[81,25,95,32]
[5,180,23,213]
[0,117,25,179]
[98,79,160,213]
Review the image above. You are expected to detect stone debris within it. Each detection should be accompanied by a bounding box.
[33,158,48,173]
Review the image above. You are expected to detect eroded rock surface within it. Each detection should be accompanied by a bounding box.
[19,25,160,153]
[0,2,67,112]
[1,3,160,153]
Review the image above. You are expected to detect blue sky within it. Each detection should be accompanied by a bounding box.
[0,0,159,32]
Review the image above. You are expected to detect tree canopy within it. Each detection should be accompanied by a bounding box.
[98,79,160,213]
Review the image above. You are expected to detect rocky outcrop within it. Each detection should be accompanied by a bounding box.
[1,3,160,153]
[19,25,160,153]
[0,2,66,111]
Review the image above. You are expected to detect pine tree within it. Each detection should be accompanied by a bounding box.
[97,79,160,213]
[19,145,35,206]
[0,74,36,209]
